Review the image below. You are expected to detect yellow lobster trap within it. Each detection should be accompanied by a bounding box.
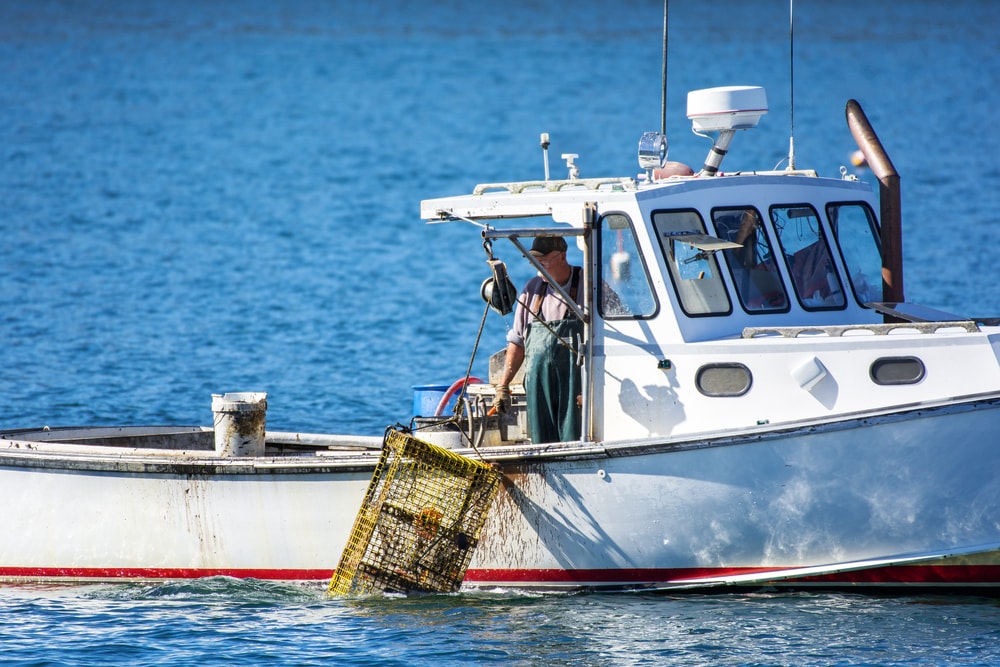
[329,428,503,596]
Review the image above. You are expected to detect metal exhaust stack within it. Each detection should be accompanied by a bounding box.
[846,99,904,304]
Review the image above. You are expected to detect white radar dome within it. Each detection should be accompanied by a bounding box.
[687,86,768,133]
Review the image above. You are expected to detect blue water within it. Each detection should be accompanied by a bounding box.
[3,580,1000,666]
[2,0,1000,663]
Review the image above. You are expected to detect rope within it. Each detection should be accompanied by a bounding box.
[448,299,492,460]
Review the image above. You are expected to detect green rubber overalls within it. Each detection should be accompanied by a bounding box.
[523,267,583,444]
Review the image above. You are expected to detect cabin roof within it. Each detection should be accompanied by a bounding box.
[421,171,874,224]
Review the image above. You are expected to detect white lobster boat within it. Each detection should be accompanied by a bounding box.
[3,85,1000,592]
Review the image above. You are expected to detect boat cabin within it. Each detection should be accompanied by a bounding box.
[419,87,997,446]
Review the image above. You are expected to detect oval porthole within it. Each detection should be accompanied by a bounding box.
[696,363,752,397]
[870,357,925,385]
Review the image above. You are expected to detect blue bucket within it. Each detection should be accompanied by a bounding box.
[412,384,454,417]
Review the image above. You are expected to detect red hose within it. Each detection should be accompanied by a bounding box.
[434,377,483,416]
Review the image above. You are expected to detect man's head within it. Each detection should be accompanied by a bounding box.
[529,236,568,257]
[529,236,571,281]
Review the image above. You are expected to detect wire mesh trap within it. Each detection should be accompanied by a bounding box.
[329,428,503,596]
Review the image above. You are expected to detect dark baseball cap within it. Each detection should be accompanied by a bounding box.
[529,236,568,256]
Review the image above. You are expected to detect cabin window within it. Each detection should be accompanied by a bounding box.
[770,204,846,310]
[870,357,925,385]
[653,209,731,316]
[696,363,752,396]
[711,207,789,313]
[827,202,883,306]
[598,213,658,319]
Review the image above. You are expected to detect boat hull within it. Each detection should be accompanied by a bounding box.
[2,396,1000,591]
[467,396,1000,590]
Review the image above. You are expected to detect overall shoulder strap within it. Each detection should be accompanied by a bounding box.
[529,291,544,319]
[568,266,581,302]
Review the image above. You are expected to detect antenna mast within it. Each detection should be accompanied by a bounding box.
[638,0,671,179]
[661,0,668,136]
[787,0,796,170]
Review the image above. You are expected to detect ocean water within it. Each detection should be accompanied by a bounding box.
[1,0,1000,664]
[3,580,1000,666]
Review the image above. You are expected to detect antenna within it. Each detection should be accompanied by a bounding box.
[787,0,796,170]
[540,132,551,181]
[661,0,668,136]
[637,0,670,178]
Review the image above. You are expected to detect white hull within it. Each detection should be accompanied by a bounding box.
[470,395,1000,589]
[4,395,999,590]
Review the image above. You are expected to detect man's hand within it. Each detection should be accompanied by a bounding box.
[492,385,511,414]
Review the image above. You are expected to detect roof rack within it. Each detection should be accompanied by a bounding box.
[472,177,635,196]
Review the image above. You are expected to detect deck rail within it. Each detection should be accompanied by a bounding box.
[742,320,980,339]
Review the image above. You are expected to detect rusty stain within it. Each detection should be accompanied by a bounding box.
[475,463,552,568]
[178,474,222,565]
[216,409,266,456]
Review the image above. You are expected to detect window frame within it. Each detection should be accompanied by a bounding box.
[710,205,791,315]
[652,207,733,318]
[825,200,883,308]
[769,203,848,312]
[596,211,660,320]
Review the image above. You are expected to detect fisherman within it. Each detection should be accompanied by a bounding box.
[492,235,583,444]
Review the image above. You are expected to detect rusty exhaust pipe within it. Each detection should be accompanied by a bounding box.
[846,99,904,305]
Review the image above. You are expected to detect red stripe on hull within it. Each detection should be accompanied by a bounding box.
[798,564,1000,585]
[0,567,333,582]
[2,564,999,588]
[466,567,775,584]
[464,565,1000,587]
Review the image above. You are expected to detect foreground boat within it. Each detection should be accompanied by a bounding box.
[4,84,1000,592]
